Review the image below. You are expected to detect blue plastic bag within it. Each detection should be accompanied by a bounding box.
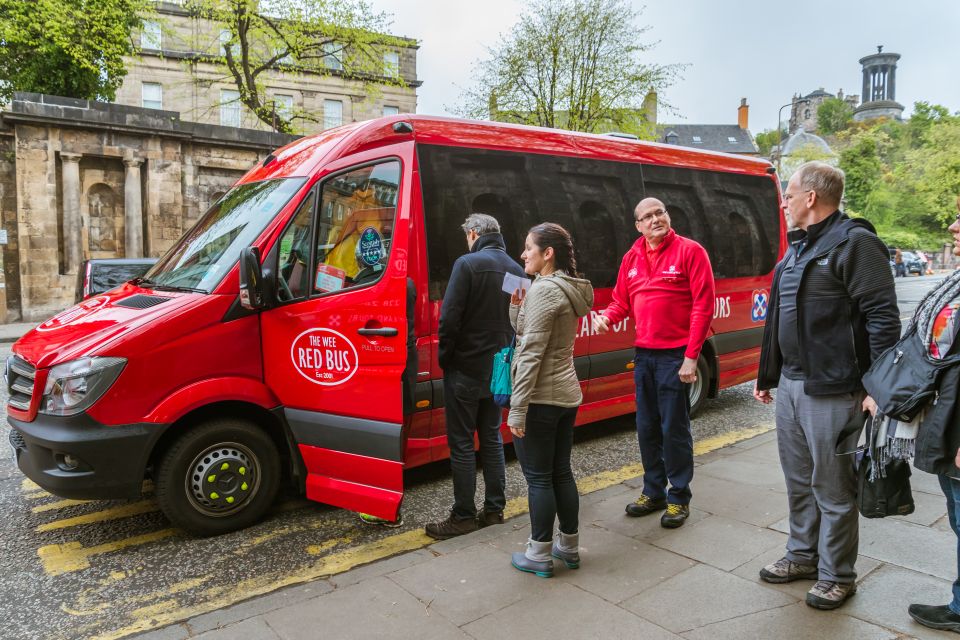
[490,338,515,408]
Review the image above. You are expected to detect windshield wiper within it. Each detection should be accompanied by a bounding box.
[132,277,206,294]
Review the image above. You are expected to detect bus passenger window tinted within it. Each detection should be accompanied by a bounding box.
[276,189,316,301]
[640,165,780,279]
[313,161,400,294]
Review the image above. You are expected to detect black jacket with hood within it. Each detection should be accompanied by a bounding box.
[757,211,901,396]
[438,232,526,381]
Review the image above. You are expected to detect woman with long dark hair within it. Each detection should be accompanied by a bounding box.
[507,223,594,577]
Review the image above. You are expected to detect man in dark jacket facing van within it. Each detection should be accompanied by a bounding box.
[754,161,900,610]
[426,213,526,540]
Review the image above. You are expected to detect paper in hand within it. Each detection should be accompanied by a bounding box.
[502,272,530,295]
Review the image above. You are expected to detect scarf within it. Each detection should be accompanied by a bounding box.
[870,270,960,479]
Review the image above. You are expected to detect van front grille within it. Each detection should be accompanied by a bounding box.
[6,356,35,412]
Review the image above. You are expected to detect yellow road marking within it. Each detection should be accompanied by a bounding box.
[36,501,159,533]
[31,498,91,514]
[37,529,177,576]
[64,576,211,617]
[21,478,40,492]
[85,423,774,640]
[305,536,352,556]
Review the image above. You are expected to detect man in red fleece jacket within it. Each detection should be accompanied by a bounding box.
[594,197,715,528]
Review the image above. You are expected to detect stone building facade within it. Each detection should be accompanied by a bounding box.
[0,93,298,321]
[113,1,420,135]
[788,88,860,134]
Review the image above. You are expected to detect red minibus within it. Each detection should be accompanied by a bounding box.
[7,116,785,535]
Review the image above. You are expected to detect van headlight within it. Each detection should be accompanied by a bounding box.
[41,357,126,416]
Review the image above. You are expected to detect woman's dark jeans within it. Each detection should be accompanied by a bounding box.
[513,403,579,542]
[939,474,960,614]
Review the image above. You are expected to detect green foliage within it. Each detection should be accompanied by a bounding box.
[754,128,786,157]
[185,0,412,133]
[836,102,960,246]
[816,98,853,135]
[0,0,148,102]
[457,0,683,134]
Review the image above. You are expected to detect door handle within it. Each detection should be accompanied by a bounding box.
[357,327,399,337]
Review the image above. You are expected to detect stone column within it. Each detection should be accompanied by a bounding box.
[888,65,896,101]
[861,69,870,104]
[61,153,82,274]
[124,157,144,257]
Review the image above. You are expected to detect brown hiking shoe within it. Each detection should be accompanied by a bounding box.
[477,511,504,528]
[806,580,857,610]
[425,515,478,540]
[759,557,818,584]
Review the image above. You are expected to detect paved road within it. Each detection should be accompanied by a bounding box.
[0,275,943,640]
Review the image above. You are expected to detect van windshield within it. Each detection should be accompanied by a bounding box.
[142,178,306,293]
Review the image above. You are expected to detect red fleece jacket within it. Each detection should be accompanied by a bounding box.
[601,230,715,359]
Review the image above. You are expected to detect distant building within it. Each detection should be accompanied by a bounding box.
[853,46,904,122]
[789,88,859,133]
[657,98,759,156]
[113,1,420,134]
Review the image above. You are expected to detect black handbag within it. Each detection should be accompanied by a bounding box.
[836,412,915,519]
[862,325,960,422]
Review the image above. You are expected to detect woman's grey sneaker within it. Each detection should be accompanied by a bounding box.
[806,580,856,609]
[759,557,818,583]
[425,515,478,540]
[625,494,667,517]
[551,531,580,569]
[511,539,554,578]
[908,604,960,632]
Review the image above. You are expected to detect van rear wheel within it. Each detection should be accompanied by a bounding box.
[688,356,710,418]
[155,419,280,536]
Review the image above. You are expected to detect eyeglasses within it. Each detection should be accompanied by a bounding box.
[636,208,668,224]
[783,189,813,203]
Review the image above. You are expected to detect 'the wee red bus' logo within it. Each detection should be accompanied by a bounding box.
[290,328,359,386]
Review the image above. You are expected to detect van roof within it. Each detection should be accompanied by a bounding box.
[239,115,775,185]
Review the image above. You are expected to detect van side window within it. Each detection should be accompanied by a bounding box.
[639,165,780,278]
[277,189,317,301]
[312,160,401,294]
[418,145,641,298]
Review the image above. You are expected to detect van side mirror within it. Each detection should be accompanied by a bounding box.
[239,246,265,310]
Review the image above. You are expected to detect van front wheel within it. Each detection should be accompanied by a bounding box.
[155,419,281,536]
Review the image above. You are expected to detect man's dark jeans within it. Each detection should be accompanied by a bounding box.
[513,404,579,542]
[634,347,693,506]
[443,368,506,520]
[939,474,960,615]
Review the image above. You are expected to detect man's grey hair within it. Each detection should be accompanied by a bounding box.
[795,161,845,207]
[461,213,500,235]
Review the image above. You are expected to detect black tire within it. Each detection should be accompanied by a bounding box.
[155,419,281,536]
[688,355,710,418]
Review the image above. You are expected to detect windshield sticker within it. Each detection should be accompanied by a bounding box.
[315,264,346,294]
[290,328,359,386]
[357,226,385,266]
[36,297,109,332]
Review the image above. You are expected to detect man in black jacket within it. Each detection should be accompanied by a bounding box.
[753,161,900,610]
[425,213,526,540]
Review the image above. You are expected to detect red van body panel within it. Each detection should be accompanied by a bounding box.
[7,115,785,528]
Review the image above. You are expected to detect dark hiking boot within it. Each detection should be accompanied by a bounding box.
[477,511,504,528]
[424,515,478,540]
[625,494,667,517]
[660,504,690,528]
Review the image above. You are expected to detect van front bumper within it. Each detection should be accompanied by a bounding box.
[8,413,167,500]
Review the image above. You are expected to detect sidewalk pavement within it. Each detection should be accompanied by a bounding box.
[135,431,958,640]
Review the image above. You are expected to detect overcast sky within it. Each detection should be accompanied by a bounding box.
[371,0,960,134]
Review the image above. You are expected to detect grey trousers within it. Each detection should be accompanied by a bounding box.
[775,375,861,583]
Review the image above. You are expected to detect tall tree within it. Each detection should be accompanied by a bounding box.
[456,0,682,136]
[816,97,854,135]
[184,0,411,133]
[0,0,147,102]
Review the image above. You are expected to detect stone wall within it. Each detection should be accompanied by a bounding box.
[0,93,298,321]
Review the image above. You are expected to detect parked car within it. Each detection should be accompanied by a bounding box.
[900,251,923,276]
[76,258,158,302]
